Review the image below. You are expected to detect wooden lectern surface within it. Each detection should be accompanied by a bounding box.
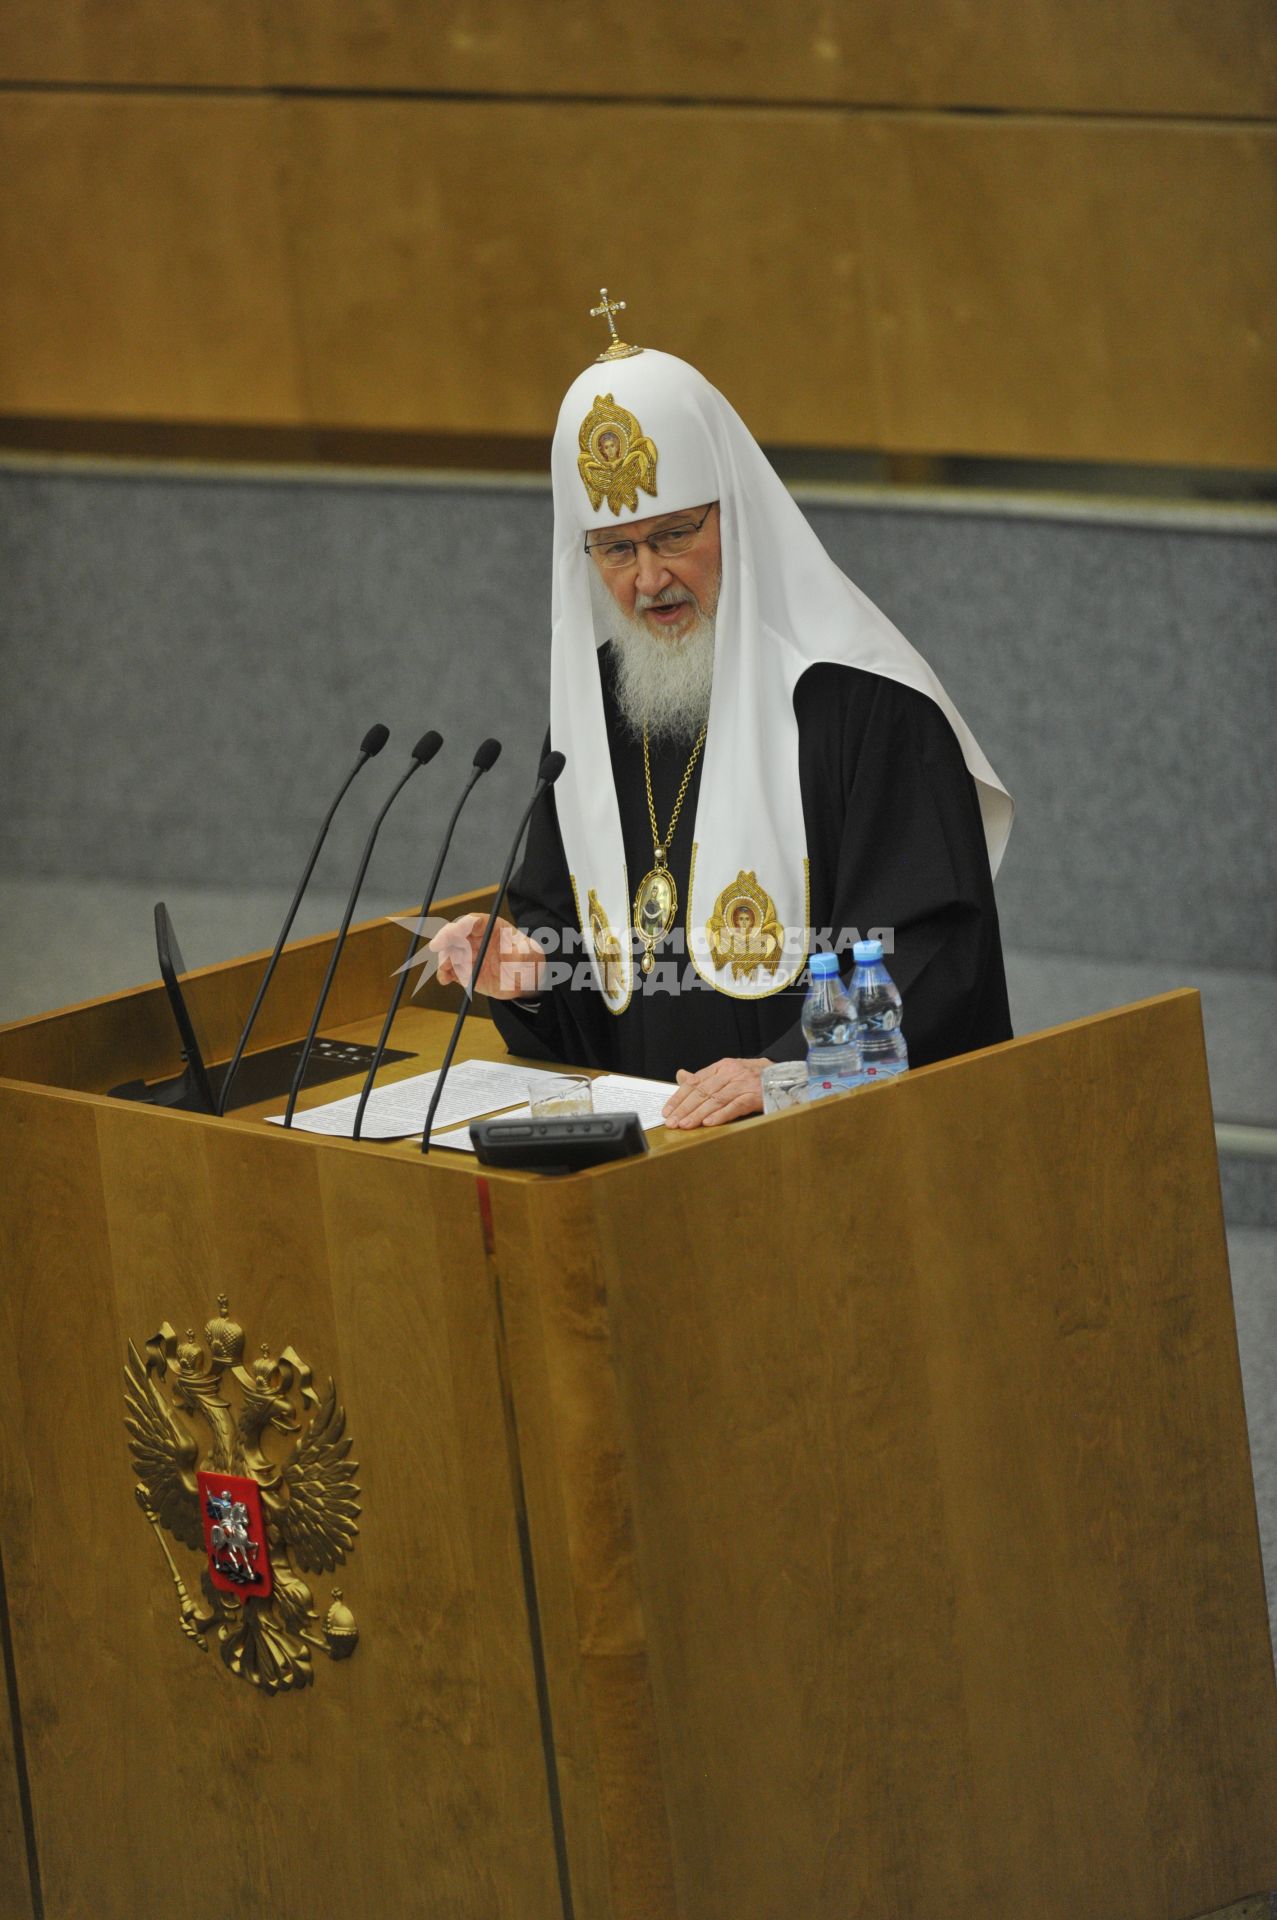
[0,1078,567,1918]
[489,993,1277,1919]
[0,908,1275,1920]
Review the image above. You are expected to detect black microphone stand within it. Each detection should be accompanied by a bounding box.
[216,722,390,1115]
[352,737,502,1140]
[419,750,565,1153]
[282,731,442,1128]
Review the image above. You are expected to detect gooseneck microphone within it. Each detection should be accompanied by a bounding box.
[282,730,443,1128]
[420,749,566,1153]
[352,736,503,1140]
[216,723,390,1115]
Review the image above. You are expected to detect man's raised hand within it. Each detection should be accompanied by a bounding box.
[427,913,547,1000]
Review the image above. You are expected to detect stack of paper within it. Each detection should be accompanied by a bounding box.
[268,1059,570,1140]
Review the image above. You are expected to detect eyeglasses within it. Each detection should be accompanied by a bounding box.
[584,503,714,571]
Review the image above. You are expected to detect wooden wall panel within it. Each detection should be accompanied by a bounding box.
[2,94,1274,465]
[0,0,267,87]
[5,1,1272,116]
[282,101,1277,465]
[0,94,303,421]
[857,116,1277,467]
[277,99,874,444]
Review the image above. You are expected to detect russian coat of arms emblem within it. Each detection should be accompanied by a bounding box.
[124,1296,360,1694]
[200,1474,272,1595]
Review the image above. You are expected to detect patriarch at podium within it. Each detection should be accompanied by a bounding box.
[433,292,1014,1127]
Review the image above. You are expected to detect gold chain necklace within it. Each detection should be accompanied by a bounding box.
[633,722,707,975]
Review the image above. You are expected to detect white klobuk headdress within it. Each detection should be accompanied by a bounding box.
[549,335,1013,1014]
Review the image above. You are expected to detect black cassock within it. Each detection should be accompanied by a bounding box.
[491,643,1012,1077]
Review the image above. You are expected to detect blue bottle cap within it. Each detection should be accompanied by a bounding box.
[808,951,840,977]
[853,939,883,964]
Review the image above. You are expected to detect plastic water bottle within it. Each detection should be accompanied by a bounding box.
[851,939,908,1081]
[802,953,863,1100]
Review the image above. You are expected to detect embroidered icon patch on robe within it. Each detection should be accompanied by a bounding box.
[577,394,658,515]
[706,870,785,981]
[587,887,625,998]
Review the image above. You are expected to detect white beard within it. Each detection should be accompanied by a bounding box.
[609,589,717,745]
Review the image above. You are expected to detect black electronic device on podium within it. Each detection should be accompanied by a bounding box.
[109,903,410,1113]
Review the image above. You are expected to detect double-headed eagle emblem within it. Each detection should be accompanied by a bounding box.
[124,1297,360,1695]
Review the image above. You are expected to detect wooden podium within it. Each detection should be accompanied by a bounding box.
[1,899,1275,1920]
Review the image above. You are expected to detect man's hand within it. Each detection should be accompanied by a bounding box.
[662,1057,771,1130]
[428,913,547,1000]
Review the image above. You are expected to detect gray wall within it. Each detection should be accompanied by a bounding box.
[2,462,1274,970]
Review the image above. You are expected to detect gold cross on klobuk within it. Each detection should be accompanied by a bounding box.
[589,287,641,361]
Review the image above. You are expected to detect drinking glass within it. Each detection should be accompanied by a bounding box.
[529,1077,593,1119]
[760,1061,808,1114]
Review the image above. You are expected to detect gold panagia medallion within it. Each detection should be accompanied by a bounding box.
[634,865,676,974]
[577,393,658,515]
[706,870,785,982]
[587,888,624,997]
[632,720,705,975]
